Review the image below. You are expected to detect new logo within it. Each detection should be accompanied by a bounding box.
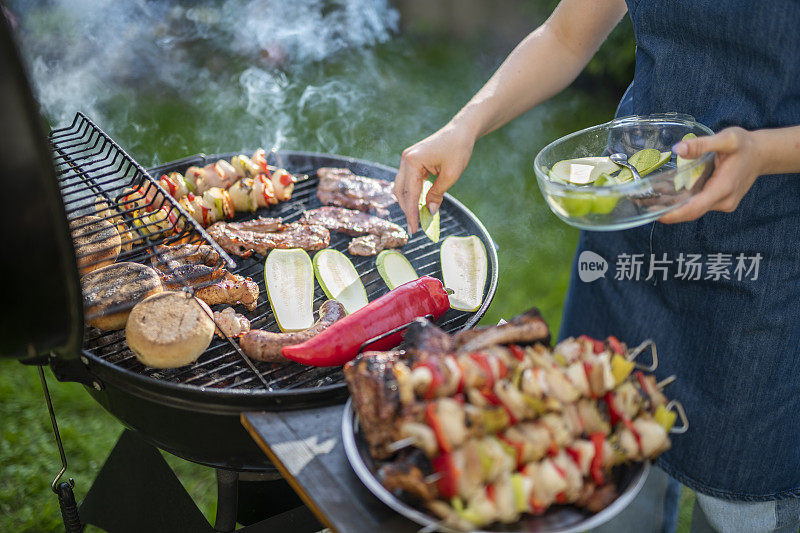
[578,251,608,282]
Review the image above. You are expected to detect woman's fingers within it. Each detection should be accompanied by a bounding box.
[673,127,743,159]
[658,163,735,223]
[394,151,429,234]
[424,165,461,215]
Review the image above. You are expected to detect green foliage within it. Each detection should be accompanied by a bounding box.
[585,15,636,90]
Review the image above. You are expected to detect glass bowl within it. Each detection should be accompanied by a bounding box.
[534,113,715,230]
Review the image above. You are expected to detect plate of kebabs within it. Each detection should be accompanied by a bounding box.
[342,310,687,532]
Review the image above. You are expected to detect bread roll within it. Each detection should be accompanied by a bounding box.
[82,262,163,330]
[126,291,215,368]
[70,215,121,274]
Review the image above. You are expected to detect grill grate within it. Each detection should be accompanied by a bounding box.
[51,113,497,403]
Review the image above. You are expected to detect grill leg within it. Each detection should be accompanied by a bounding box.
[79,430,213,533]
[214,469,239,532]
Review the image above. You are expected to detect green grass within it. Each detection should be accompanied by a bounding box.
[1,12,697,531]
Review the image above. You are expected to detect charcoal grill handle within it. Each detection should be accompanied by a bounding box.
[56,481,82,533]
[358,314,434,354]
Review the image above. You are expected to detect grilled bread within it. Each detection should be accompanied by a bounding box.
[70,215,121,274]
[81,262,163,330]
[125,291,215,368]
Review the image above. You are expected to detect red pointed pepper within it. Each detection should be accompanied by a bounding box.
[282,276,450,366]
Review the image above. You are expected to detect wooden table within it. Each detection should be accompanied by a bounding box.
[242,403,419,533]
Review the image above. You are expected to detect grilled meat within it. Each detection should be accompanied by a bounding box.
[207,221,330,257]
[403,318,454,362]
[300,206,407,255]
[153,243,260,310]
[195,271,259,311]
[345,315,678,529]
[316,167,396,218]
[453,307,551,353]
[238,300,346,362]
[344,351,407,459]
[217,216,285,233]
[152,243,220,272]
[159,264,227,289]
[379,449,437,502]
[214,306,251,338]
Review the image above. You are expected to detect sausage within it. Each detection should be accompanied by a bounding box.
[238,300,346,362]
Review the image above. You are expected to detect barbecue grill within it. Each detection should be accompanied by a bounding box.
[1,14,499,531]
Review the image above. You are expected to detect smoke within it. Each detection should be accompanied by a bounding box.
[8,0,399,162]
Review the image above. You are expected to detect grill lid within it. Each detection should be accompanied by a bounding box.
[0,14,82,361]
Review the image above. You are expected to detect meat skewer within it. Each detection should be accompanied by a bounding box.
[376,400,673,529]
[350,358,675,461]
[344,309,686,530]
[119,149,308,230]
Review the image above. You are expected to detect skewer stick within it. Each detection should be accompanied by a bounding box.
[387,436,417,453]
[666,399,689,434]
[627,339,658,372]
[424,473,443,484]
[656,375,677,390]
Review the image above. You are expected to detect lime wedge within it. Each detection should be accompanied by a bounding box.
[553,193,594,217]
[418,180,440,243]
[675,133,705,190]
[616,149,672,182]
[592,193,620,215]
[549,157,620,185]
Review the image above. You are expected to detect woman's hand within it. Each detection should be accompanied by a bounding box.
[393,123,476,233]
[392,0,629,233]
[659,127,765,223]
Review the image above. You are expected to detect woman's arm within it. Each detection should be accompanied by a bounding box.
[659,125,800,223]
[395,0,629,232]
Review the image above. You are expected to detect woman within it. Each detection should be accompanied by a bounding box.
[393,1,800,531]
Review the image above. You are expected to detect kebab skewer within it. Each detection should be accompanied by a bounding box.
[344,315,685,529]
[350,355,679,462]
[369,389,679,530]
[119,149,308,231]
[348,368,680,530]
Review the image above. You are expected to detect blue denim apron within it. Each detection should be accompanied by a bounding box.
[560,0,800,500]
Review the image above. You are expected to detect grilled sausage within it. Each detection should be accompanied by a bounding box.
[238,300,346,362]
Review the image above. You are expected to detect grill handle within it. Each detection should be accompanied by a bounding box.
[57,481,82,533]
[358,314,433,354]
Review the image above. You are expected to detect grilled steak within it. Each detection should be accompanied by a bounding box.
[316,167,396,218]
[207,221,330,257]
[300,206,407,255]
[215,216,285,233]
